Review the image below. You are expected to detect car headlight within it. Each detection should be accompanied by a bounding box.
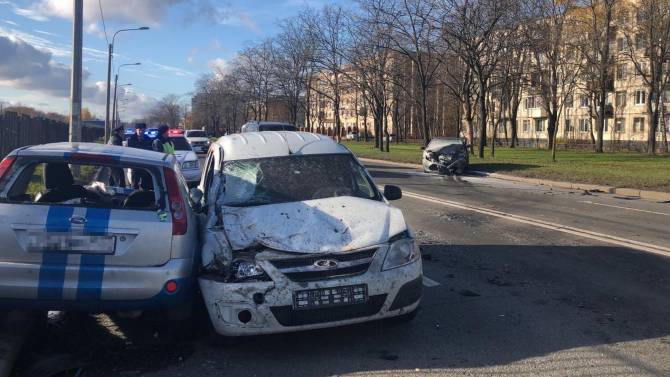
[382,234,420,271]
[205,140,211,145]
[181,160,199,170]
[232,260,268,281]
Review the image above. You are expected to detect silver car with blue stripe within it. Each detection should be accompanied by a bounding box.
[0,143,198,316]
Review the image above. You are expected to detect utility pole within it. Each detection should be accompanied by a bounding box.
[69,0,83,142]
[104,42,113,141]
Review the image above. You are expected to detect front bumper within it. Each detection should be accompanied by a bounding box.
[199,249,422,336]
[0,258,194,311]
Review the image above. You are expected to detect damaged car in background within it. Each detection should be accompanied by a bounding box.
[422,137,469,175]
[190,131,422,336]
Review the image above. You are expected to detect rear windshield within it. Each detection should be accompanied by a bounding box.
[258,124,297,131]
[222,154,380,207]
[186,131,207,138]
[2,159,161,211]
[168,137,192,151]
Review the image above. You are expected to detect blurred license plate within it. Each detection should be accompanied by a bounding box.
[28,233,116,254]
[293,284,367,310]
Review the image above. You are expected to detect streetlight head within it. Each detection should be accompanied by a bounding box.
[134,62,141,65]
[139,27,149,30]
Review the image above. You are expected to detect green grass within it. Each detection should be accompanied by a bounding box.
[342,141,670,192]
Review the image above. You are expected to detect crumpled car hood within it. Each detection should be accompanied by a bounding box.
[222,196,407,253]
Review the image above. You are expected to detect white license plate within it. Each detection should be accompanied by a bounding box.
[27,233,116,254]
[293,284,368,310]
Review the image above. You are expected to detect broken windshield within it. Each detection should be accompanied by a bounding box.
[222,154,380,207]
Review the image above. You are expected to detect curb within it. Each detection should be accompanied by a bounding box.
[357,157,670,202]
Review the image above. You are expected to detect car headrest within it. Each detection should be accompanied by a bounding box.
[44,163,74,189]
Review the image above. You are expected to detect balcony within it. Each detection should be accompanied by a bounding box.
[522,106,547,119]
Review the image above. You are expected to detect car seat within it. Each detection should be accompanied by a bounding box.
[37,163,86,203]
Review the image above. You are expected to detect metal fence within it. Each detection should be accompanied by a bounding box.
[0,112,103,158]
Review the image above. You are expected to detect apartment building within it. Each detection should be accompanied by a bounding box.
[509,1,669,149]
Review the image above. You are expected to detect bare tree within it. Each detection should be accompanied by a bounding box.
[274,15,316,127]
[574,0,618,153]
[525,0,582,160]
[148,94,183,128]
[371,0,442,146]
[304,5,351,141]
[620,0,670,153]
[440,0,519,158]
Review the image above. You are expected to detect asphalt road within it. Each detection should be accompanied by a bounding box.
[11,161,670,377]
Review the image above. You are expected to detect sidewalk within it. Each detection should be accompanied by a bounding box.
[359,157,670,202]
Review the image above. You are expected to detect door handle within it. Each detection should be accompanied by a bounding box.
[69,216,87,225]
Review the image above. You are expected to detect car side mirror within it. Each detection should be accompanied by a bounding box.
[384,185,402,201]
[189,187,204,211]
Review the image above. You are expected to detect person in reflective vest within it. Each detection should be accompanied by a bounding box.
[153,125,175,154]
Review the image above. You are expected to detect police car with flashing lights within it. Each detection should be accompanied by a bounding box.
[0,143,199,318]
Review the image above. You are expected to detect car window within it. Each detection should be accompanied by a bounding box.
[168,137,192,151]
[202,149,216,204]
[221,154,380,207]
[5,158,159,211]
[187,131,207,138]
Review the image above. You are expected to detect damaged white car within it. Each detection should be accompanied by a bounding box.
[190,131,422,336]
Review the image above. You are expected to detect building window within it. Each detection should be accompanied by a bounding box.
[522,119,530,132]
[633,117,645,132]
[565,119,573,132]
[579,119,589,132]
[580,95,589,108]
[564,94,573,108]
[663,88,670,103]
[616,64,627,80]
[535,119,545,132]
[617,37,627,52]
[525,96,536,109]
[635,90,646,105]
[635,34,646,50]
[619,10,629,24]
[615,118,625,132]
[615,91,627,108]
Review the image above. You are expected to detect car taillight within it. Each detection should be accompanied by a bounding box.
[0,155,16,183]
[163,167,188,236]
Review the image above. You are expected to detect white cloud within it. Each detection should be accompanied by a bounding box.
[3,20,18,26]
[33,29,58,37]
[0,35,98,98]
[208,58,228,74]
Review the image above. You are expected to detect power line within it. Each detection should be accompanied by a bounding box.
[98,0,109,45]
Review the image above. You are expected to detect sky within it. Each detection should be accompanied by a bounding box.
[0,0,349,121]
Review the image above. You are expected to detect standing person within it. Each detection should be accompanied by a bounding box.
[128,123,152,150]
[108,125,125,146]
[153,125,175,154]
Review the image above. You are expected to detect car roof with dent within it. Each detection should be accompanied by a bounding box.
[215,132,349,161]
[16,142,176,165]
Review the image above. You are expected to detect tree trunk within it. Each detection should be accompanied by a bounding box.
[477,80,487,159]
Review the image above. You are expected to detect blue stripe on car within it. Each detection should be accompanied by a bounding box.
[76,207,111,300]
[76,254,105,300]
[38,206,74,299]
[83,207,111,235]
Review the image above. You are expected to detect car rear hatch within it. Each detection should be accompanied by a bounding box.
[0,153,174,268]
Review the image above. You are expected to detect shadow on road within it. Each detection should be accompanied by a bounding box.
[13,244,670,377]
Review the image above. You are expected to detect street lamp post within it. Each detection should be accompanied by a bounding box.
[104,26,149,141]
[111,62,140,129]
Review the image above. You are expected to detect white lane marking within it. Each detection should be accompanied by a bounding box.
[395,188,670,258]
[580,200,670,216]
[422,276,441,287]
